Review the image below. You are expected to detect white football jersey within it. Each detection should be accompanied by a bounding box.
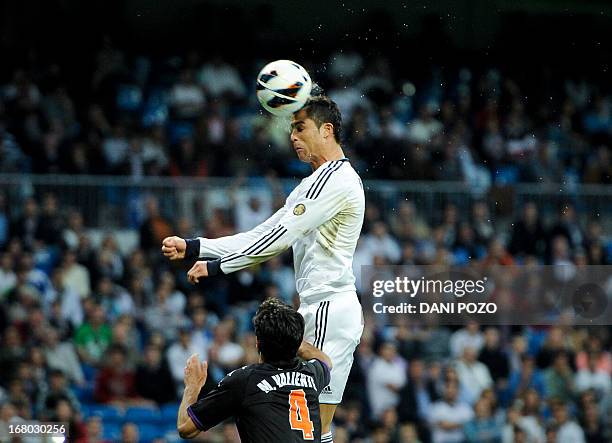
[196,159,365,303]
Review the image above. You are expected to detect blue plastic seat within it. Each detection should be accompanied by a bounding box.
[160,403,180,422]
[124,406,160,423]
[138,423,164,443]
[101,422,121,441]
[86,404,124,422]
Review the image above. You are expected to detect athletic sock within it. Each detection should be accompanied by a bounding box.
[321,431,333,443]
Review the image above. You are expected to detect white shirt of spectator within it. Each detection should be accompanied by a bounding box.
[556,420,586,443]
[455,358,494,405]
[361,231,402,264]
[575,368,611,395]
[407,116,443,144]
[61,262,91,299]
[428,399,474,443]
[167,339,200,384]
[366,356,407,418]
[233,192,272,232]
[501,415,545,443]
[0,267,16,298]
[198,62,246,98]
[450,327,484,358]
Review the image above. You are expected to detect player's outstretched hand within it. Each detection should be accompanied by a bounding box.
[187,261,208,284]
[184,353,208,389]
[162,236,187,260]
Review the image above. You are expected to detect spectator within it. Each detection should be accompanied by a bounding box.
[464,397,502,443]
[43,327,85,385]
[166,326,200,388]
[77,415,110,443]
[408,103,444,144]
[366,342,407,419]
[548,204,584,254]
[50,267,83,328]
[35,193,63,246]
[10,197,40,249]
[36,369,80,419]
[96,277,134,321]
[397,358,436,439]
[580,401,606,443]
[233,193,272,233]
[62,209,86,252]
[60,250,91,299]
[509,202,547,259]
[362,221,402,264]
[74,303,112,366]
[120,422,140,443]
[52,398,87,441]
[138,196,173,253]
[0,252,16,298]
[94,344,151,407]
[455,346,494,405]
[428,381,474,443]
[198,57,246,100]
[543,351,575,403]
[135,344,176,405]
[478,327,510,386]
[169,69,205,119]
[575,351,611,396]
[209,321,245,372]
[450,320,484,358]
[550,401,585,443]
[503,355,545,406]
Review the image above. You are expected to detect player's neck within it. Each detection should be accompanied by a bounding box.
[310,144,345,170]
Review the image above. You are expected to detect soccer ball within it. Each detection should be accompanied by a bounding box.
[256,60,312,117]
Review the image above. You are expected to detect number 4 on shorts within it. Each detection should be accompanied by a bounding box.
[289,389,315,440]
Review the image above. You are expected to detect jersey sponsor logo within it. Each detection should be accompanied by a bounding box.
[293,203,306,216]
[321,385,332,395]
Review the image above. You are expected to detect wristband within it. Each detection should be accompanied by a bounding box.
[185,238,200,260]
[207,259,222,276]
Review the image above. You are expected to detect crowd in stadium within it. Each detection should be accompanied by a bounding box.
[0,185,610,442]
[0,43,611,443]
[0,42,611,186]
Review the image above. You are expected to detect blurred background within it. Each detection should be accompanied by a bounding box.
[0,1,611,442]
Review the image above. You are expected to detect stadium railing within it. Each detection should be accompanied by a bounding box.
[0,174,610,230]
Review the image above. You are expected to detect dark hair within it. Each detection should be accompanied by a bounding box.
[298,95,343,143]
[253,298,304,366]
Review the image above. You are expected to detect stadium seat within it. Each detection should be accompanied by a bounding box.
[124,406,160,423]
[160,403,180,422]
[138,423,164,443]
[72,383,95,403]
[101,422,121,441]
[85,404,124,422]
[80,364,98,382]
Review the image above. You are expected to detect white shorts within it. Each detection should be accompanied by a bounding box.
[298,291,364,404]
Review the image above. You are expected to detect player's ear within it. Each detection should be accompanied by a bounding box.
[320,122,333,140]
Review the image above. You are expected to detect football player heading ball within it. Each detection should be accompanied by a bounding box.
[163,90,365,443]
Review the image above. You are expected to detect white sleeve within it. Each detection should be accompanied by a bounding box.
[217,168,348,274]
[196,207,286,258]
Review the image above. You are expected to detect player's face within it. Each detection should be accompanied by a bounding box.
[290,110,324,163]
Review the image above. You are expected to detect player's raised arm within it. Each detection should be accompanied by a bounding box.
[161,205,286,262]
[298,340,333,370]
[187,163,348,282]
[177,354,207,439]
